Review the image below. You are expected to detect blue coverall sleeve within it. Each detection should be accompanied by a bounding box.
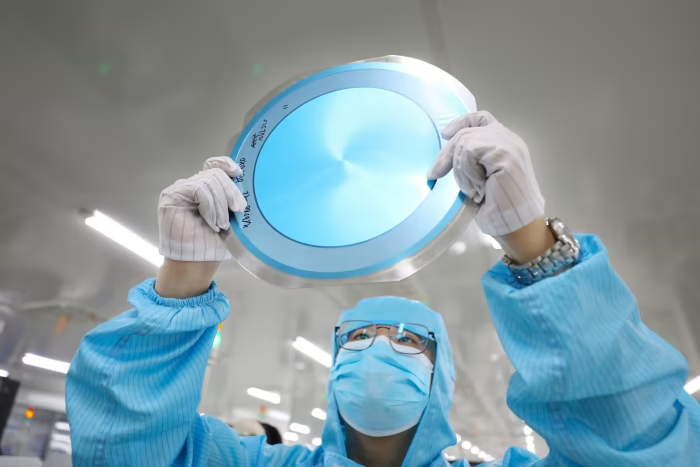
[66,279,317,466]
[481,234,700,466]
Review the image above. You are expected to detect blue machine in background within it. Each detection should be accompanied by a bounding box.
[225,56,477,288]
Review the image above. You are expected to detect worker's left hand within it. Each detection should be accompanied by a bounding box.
[427,110,545,237]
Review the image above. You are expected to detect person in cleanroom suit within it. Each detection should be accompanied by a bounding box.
[66,111,700,466]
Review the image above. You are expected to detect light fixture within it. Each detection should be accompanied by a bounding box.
[311,408,327,420]
[22,353,70,374]
[527,444,536,454]
[470,446,479,455]
[212,330,222,349]
[684,375,700,395]
[246,387,281,404]
[311,437,322,446]
[289,422,310,434]
[84,210,164,267]
[523,425,533,435]
[283,432,299,442]
[525,435,534,444]
[478,452,486,459]
[266,410,291,422]
[51,433,71,444]
[54,421,70,431]
[292,337,332,368]
[461,440,472,450]
[0,369,8,378]
[455,433,461,444]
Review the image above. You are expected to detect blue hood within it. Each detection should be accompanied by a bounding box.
[321,296,457,466]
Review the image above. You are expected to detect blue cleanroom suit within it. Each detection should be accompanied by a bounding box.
[66,235,700,466]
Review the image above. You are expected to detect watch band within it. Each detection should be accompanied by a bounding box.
[502,217,580,285]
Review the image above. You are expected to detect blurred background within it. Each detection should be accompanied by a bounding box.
[1,0,699,465]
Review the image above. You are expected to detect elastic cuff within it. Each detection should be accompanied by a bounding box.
[135,278,220,308]
[485,233,603,289]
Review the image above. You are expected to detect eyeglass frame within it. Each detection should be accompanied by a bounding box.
[334,321,436,356]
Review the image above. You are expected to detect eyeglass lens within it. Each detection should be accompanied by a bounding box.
[338,320,429,354]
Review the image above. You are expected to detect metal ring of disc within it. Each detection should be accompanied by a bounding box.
[225,56,478,288]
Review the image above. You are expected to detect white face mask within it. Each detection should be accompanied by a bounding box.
[331,336,434,437]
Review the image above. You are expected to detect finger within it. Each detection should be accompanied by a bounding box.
[454,142,487,203]
[211,168,248,213]
[202,156,243,177]
[453,169,481,201]
[201,175,231,231]
[441,110,497,140]
[427,138,457,180]
[192,181,220,232]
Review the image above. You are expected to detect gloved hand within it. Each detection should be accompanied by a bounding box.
[427,111,545,237]
[158,156,247,262]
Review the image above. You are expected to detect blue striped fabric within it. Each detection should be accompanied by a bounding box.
[483,235,700,466]
[66,234,700,466]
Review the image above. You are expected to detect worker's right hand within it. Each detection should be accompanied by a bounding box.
[158,156,247,262]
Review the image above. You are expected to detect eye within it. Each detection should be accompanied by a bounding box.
[396,334,418,344]
[348,329,371,341]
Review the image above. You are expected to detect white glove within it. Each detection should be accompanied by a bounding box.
[427,111,545,237]
[158,156,247,261]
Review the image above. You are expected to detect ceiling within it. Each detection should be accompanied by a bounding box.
[1,0,699,461]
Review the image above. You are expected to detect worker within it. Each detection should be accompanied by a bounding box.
[66,111,700,466]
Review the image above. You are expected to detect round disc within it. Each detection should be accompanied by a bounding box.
[225,57,477,287]
[255,88,439,247]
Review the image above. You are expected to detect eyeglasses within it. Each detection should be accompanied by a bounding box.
[335,320,435,355]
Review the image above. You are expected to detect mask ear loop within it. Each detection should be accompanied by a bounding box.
[427,334,437,393]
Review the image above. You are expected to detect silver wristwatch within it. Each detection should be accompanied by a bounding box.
[502,217,580,285]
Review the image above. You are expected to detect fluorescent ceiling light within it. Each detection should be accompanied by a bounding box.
[470,446,479,455]
[51,433,71,444]
[49,440,72,454]
[527,444,536,454]
[684,375,700,395]
[266,409,291,422]
[478,452,486,459]
[525,435,534,444]
[523,425,533,435]
[283,432,298,442]
[461,441,472,450]
[292,337,332,368]
[22,353,70,374]
[54,421,70,431]
[0,369,8,378]
[311,437,322,446]
[289,422,310,434]
[85,210,164,267]
[311,408,327,420]
[246,387,280,404]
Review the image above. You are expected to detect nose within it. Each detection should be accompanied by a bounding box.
[375,327,391,338]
